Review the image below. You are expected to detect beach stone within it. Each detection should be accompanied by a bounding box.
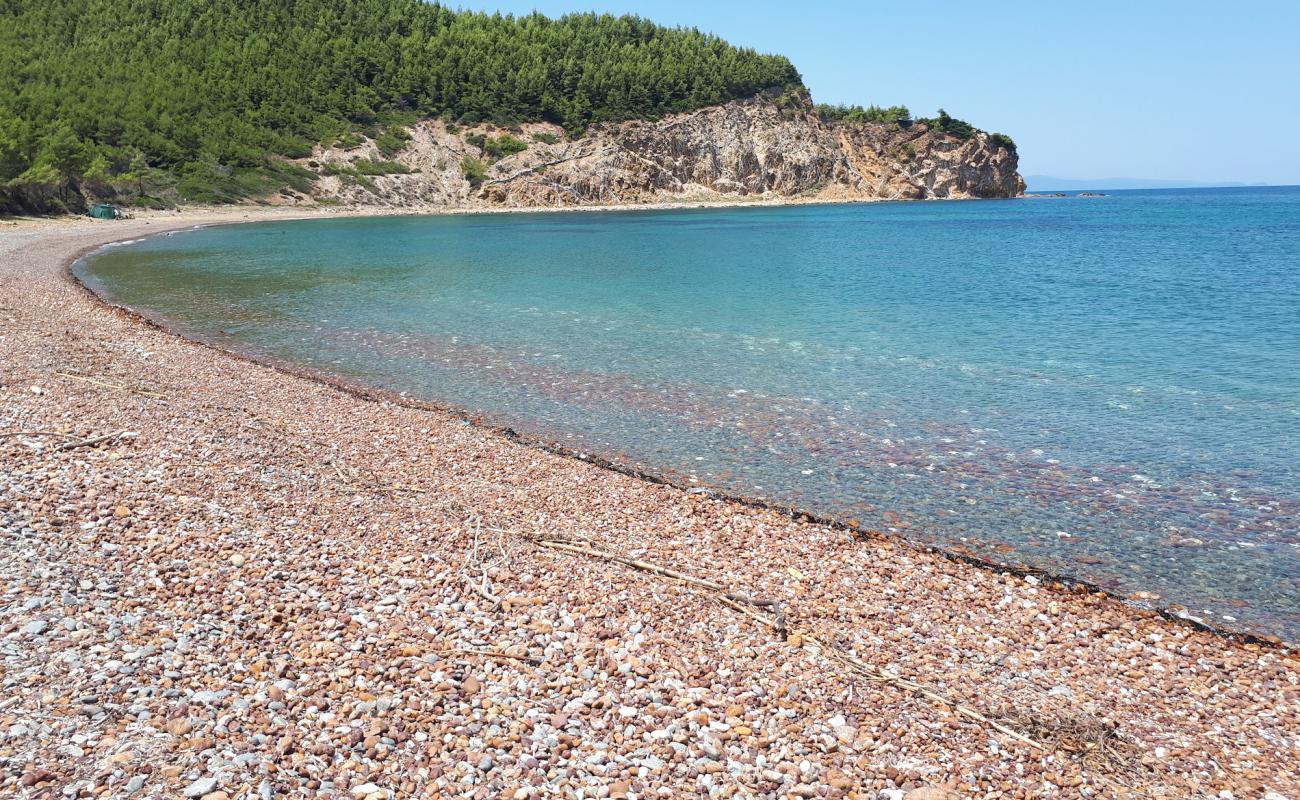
[20,770,56,787]
[182,777,218,798]
[22,620,49,635]
[166,718,194,736]
[904,789,959,800]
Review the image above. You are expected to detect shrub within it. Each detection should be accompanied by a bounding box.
[772,86,809,119]
[354,159,412,175]
[124,194,174,209]
[461,156,487,187]
[531,131,560,145]
[989,132,1017,152]
[335,132,365,151]
[466,133,528,161]
[276,136,315,159]
[484,133,528,159]
[816,104,910,124]
[373,126,411,157]
[920,109,977,140]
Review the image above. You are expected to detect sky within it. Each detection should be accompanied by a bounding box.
[456,1,1300,186]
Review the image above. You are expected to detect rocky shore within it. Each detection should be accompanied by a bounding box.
[305,95,1024,210]
[1,214,1297,799]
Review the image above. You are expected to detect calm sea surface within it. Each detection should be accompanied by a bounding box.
[78,188,1300,641]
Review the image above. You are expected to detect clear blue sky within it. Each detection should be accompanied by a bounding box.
[456,1,1300,185]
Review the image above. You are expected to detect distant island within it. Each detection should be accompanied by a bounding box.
[0,0,1022,214]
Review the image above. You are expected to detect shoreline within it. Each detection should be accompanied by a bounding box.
[65,216,1287,651]
[2,187,1019,230]
[3,214,1297,798]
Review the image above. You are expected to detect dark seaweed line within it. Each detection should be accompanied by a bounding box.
[65,231,1294,652]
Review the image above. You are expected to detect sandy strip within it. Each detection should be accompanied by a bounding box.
[1,213,1296,800]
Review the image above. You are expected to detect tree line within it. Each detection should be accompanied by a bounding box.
[0,0,801,212]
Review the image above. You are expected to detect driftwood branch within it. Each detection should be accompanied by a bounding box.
[521,531,1047,751]
[438,648,540,666]
[49,430,138,453]
[55,371,168,399]
[536,539,724,592]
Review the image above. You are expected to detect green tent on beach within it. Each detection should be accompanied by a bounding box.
[89,204,118,220]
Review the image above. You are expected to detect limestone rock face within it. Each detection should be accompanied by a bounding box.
[303,95,1023,209]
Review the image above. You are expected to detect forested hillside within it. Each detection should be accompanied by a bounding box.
[0,0,800,212]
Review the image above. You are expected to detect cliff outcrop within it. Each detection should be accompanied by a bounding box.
[303,95,1023,209]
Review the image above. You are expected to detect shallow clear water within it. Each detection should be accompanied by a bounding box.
[79,188,1300,641]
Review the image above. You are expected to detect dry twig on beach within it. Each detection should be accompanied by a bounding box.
[461,517,504,612]
[54,370,168,399]
[439,648,541,666]
[517,529,1055,752]
[47,430,138,453]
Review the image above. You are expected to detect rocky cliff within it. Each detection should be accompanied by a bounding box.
[301,95,1023,209]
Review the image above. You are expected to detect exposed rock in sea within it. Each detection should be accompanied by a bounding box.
[305,93,1024,209]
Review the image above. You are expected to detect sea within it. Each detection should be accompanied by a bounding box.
[77,187,1300,642]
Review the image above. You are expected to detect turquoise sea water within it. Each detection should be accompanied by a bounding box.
[78,188,1300,641]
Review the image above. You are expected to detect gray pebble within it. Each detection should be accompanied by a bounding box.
[182,777,217,798]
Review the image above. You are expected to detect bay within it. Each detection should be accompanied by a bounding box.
[78,187,1300,641]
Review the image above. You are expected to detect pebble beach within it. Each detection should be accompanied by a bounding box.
[2,213,1297,799]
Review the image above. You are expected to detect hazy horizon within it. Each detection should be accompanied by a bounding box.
[1023,175,1288,191]
[459,1,1300,186]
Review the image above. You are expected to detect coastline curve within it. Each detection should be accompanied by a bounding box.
[65,216,1293,651]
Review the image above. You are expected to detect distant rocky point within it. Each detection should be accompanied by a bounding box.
[298,94,1024,210]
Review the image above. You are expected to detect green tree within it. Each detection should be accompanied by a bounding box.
[41,125,87,203]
